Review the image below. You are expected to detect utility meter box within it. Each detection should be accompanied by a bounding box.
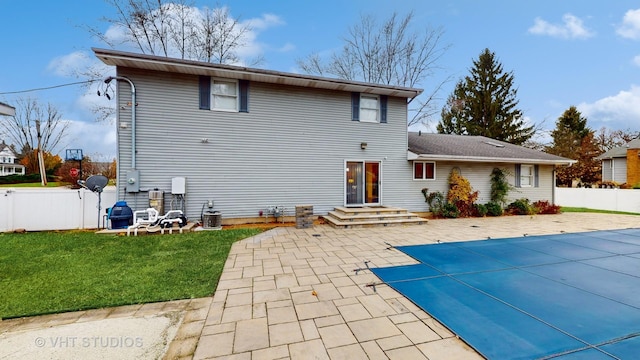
[126,169,140,193]
[172,177,186,195]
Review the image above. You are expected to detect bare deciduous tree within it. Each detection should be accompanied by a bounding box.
[297,11,451,127]
[594,127,640,152]
[88,0,254,64]
[193,6,251,64]
[0,98,69,173]
[2,98,69,155]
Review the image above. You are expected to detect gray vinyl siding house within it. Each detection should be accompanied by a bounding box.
[600,158,627,184]
[94,48,422,221]
[406,133,574,212]
[94,48,574,222]
[597,138,640,184]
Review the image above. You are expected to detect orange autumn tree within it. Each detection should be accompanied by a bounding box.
[20,151,62,175]
[447,168,479,217]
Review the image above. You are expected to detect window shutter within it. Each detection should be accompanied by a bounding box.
[351,92,360,121]
[380,95,388,123]
[515,164,521,188]
[199,76,211,110]
[534,165,539,187]
[239,80,249,112]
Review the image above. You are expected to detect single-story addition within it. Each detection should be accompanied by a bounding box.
[597,138,640,185]
[0,141,25,176]
[93,48,573,224]
[407,132,575,205]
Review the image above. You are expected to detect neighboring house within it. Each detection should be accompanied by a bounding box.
[93,48,573,222]
[0,101,15,116]
[0,141,25,176]
[597,139,640,185]
[407,133,575,205]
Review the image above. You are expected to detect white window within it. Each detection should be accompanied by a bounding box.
[211,79,238,111]
[520,164,534,187]
[414,162,436,180]
[360,95,379,122]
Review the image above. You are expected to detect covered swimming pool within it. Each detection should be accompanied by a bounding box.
[371,228,640,359]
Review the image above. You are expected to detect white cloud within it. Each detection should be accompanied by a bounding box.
[577,85,640,129]
[62,118,117,161]
[47,51,93,77]
[528,14,594,39]
[633,55,640,67]
[246,13,284,31]
[617,9,640,39]
[278,42,295,53]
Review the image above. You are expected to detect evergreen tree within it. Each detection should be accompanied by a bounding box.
[437,48,534,145]
[547,106,590,158]
[546,106,598,186]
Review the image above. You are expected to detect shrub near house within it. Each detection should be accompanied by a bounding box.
[424,169,561,218]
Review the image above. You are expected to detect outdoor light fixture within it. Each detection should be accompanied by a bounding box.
[360,142,367,150]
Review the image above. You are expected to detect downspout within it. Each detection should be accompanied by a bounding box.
[105,76,136,168]
[552,165,556,205]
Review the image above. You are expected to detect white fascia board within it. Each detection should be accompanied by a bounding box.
[412,154,576,165]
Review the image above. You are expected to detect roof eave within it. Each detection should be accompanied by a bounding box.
[93,48,423,99]
[0,102,15,116]
[411,154,576,165]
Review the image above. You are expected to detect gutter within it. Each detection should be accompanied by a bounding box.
[407,152,576,166]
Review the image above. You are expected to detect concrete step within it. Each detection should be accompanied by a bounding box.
[326,210,417,222]
[322,215,426,228]
[322,206,427,228]
[333,206,409,215]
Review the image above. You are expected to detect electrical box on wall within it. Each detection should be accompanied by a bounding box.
[171,177,186,195]
[126,169,140,193]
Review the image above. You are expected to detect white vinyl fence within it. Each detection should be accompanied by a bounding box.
[0,187,117,232]
[555,187,640,214]
[2,186,637,232]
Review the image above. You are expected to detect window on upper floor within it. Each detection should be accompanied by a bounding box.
[413,161,436,180]
[352,92,387,123]
[199,76,249,112]
[360,95,379,122]
[212,79,238,111]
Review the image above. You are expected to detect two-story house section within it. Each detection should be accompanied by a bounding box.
[93,48,423,223]
[0,141,25,176]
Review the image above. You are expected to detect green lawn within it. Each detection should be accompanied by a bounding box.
[561,207,640,216]
[0,229,262,319]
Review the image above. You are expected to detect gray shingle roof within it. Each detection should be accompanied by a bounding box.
[408,133,575,165]
[597,138,640,159]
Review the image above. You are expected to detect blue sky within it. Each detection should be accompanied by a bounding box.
[1,1,640,160]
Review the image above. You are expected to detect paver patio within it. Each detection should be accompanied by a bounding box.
[180,212,640,359]
[2,212,639,359]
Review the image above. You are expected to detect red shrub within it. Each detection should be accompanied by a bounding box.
[532,200,561,214]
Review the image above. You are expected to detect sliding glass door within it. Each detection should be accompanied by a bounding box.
[346,161,380,206]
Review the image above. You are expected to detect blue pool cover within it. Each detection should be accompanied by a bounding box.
[370,229,640,359]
